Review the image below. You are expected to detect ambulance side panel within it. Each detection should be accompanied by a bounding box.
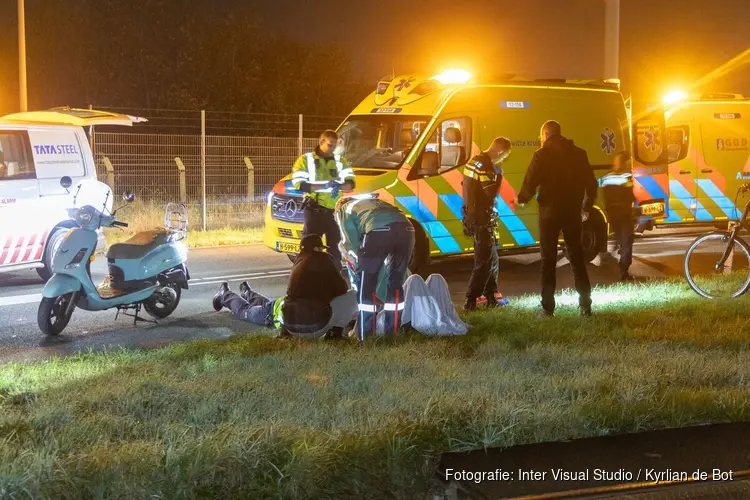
[407,86,627,253]
[664,101,750,224]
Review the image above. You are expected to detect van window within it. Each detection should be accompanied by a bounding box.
[337,115,431,170]
[421,117,472,176]
[0,132,35,180]
[667,125,690,163]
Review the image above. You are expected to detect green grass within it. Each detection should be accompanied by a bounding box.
[103,199,266,248]
[2,279,750,499]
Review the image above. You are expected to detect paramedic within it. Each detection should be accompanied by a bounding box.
[461,136,511,311]
[516,120,598,317]
[335,196,414,339]
[292,130,356,268]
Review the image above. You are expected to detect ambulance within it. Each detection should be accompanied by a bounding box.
[0,107,146,281]
[657,92,750,227]
[264,70,671,271]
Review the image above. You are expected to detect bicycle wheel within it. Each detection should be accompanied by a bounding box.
[684,232,750,298]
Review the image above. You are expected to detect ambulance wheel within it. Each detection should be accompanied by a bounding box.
[143,284,181,319]
[408,220,428,274]
[580,214,607,263]
[36,228,67,282]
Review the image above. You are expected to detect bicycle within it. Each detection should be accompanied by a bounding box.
[684,184,750,298]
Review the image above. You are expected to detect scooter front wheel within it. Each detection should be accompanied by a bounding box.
[143,284,182,319]
[38,293,77,335]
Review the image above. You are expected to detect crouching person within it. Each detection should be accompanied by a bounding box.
[212,234,356,338]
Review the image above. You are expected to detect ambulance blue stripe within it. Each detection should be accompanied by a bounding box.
[284,180,303,195]
[495,197,536,246]
[438,194,465,219]
[669,180,713,221]
[395,196,461,253]
[695,179,740,219]
[635,175,668,201]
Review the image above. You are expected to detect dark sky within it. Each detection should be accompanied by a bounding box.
[0,0,748,112]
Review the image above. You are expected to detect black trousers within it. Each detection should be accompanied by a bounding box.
[539,214,592,313]
[466,225,499,300]
[356,221,415,339]
[609,212,634,274]
[303,205,342,267]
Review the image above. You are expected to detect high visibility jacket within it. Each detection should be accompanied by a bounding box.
[291,149,355,209]
[272,297,284,328]
[462,152,502,229]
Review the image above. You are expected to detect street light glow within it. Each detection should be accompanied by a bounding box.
[663,90,688,106]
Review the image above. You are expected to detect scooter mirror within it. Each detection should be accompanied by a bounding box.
[123,191,136,203]
[60,176,73,189]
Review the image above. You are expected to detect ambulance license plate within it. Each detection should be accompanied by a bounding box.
[277,242,299,253]
[640,201,665,217]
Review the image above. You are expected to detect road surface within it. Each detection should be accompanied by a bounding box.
[0,229,701,363]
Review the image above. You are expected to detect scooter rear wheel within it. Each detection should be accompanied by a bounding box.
[38,293,76,335]
[143,284,181,319]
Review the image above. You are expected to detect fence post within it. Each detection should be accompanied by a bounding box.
[102,156,115,192]
[243,157,255,201]
[298,114,303,156]
[201,110,207,231]
[175,157,187,203]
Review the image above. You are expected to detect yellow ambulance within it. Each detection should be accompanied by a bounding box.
[264,70,669,270]
[659,93,750,227]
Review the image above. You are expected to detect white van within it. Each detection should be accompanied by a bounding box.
[0,107,146,281]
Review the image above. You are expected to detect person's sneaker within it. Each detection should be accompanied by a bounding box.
[463,298,477,312]
[580,305,593,317]
[239,281,252,301]
[536,309,554,319]
[213,282,229,312]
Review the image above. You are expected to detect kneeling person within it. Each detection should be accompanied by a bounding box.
[335,196,415,339]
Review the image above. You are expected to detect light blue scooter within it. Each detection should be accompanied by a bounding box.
[38,176,190,335]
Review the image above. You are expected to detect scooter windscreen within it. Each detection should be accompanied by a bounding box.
[71,179,114,215]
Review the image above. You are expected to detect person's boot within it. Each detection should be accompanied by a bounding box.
[239,281,252,302]
[463,297,477,312]
[213,282,229,312]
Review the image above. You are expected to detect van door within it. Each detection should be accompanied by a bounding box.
[0,130,41,267]
[696,111,750,221]
[29,128,89,197]
[632,108,670,223]
[413,116,474,255]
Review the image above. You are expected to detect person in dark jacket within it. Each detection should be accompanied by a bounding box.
[515,120,598,317]
[600,151,636,281]
[462,136,512,311]
[212,234,350,333]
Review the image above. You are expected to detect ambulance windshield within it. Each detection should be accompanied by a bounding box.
[337,115,430,170]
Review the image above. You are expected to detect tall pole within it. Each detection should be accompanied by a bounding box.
[604,0,620,80]
[18,0,28,111]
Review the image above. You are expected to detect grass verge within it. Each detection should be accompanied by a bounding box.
[103,200,266,248]
[2,279,750,499]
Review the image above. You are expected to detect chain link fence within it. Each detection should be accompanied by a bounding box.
[90,108,340,230]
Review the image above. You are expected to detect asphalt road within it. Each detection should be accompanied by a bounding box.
[0,228,702,363]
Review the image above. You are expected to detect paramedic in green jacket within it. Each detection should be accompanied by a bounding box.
[335,195,415,339]
[292,129,356,269]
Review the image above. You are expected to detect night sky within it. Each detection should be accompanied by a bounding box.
[0,0,748,113]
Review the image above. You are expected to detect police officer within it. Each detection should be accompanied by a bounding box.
[600,151,636,281]
[335,195,415,339]
[292,130,355,268]
[515,120,598,317]
[462,137,512,311]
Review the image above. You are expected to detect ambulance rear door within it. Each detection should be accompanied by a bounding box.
[631,103,670,223]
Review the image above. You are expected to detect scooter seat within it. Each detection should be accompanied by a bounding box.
[106,229,169,260]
